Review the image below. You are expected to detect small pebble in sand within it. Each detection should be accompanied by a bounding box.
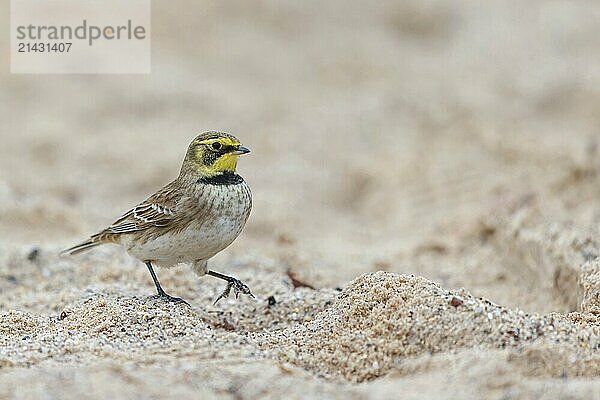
[450,297,463,307]
[27,248,40,262]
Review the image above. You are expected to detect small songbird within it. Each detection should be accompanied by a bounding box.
[62,131,253,305]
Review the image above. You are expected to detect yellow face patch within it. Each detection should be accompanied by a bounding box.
[211,152,240,171]
[192,136,242,175]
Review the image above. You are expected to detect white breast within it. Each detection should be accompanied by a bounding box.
[126,181,252,267]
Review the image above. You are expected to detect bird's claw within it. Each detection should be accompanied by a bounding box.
[213,278,254,305]
[152,293,191,307]
[213,281,233,305]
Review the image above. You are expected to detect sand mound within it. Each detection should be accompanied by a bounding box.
[260,272,600,382]
[0,294,257,368]
[1,263,599,397]
[60,295,204,337]
[0,311,38,336]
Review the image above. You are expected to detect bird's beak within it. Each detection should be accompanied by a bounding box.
[231,145,251,155]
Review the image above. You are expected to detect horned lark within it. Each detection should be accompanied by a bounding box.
[62,131,253,305]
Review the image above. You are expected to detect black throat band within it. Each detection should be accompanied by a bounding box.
[197,172,244,186]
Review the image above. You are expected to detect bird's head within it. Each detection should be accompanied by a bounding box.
[182,131,250,177]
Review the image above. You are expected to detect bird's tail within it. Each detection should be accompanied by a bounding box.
[60,238,103,256]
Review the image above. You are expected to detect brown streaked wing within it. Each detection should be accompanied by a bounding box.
[103,182,182,235]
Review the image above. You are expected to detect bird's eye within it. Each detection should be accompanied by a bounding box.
[212,142,222,150]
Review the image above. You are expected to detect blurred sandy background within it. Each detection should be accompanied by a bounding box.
[1,1,600,399]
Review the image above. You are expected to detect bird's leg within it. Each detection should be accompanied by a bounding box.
[207,270,254,305]
[145,261,190,306]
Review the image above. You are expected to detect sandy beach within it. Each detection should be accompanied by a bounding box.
[1,1,600,398]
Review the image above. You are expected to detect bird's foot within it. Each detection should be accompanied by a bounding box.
[152,292,190,307]
[213,278,254,305]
